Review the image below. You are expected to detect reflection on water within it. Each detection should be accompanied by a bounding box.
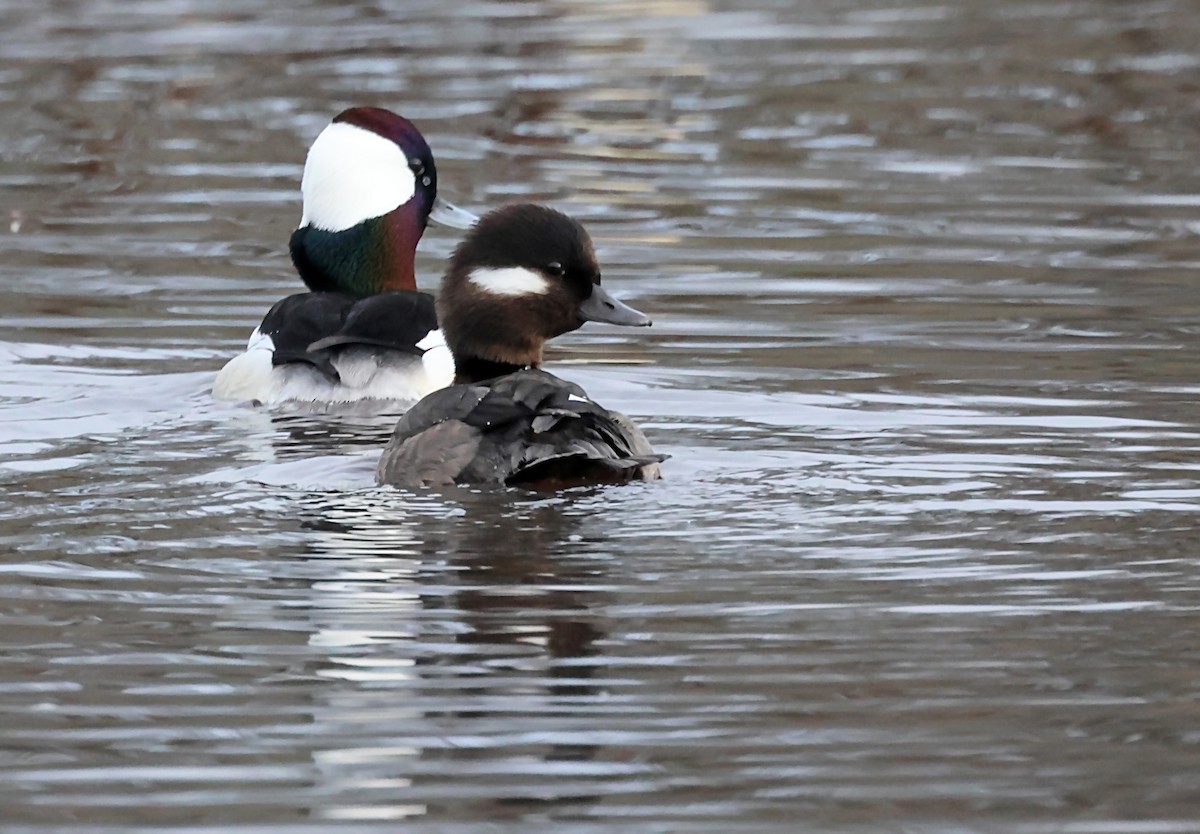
[2,0,1200,830]
[299,492,615,821]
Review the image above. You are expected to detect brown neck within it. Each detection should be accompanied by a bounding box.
[379,201,425,292]
[447,332,546,384]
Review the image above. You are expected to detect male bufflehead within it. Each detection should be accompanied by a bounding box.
[213,106,476,406]
[376,204,666,488]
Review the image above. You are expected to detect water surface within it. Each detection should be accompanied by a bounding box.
[2,0,1199,830]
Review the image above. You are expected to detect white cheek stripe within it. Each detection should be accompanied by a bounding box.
[299,121,417,233]
[468,267,551,297]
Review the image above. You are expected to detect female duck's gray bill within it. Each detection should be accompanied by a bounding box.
[579,284,652,327]
[428,196,479,230]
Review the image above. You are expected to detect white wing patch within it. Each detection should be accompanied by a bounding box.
[468,267,551,297]
[415,328,445,352]
[568,394,589,403]
[299,121,416,233]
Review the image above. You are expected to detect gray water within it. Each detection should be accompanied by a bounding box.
[2,1,1199,831]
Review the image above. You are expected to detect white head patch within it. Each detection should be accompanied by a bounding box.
[468,267,552,297]
[299,121,416,233]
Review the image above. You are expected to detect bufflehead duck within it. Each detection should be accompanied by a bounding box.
[212,106,477,406]
[376,204,666,488]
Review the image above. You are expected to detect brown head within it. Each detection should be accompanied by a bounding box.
[437,204,651,383]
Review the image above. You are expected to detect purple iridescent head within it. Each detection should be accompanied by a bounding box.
[290,106,476,296]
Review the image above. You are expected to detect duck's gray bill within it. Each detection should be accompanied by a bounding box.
[428,196,479,230]
[579,285,652,327]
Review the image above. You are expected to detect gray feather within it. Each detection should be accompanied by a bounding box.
[376,369,665,488]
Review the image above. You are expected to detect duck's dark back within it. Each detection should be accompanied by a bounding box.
[375,369,665,488]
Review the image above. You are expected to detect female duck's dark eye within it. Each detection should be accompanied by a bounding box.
[546,261,565,277]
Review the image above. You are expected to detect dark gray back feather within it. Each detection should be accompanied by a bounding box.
[376,369,665,488]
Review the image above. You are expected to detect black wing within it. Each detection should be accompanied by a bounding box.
[252,291,439,384]
[376,369,666,487]
[306,291,438,357]
[258,292,357,379]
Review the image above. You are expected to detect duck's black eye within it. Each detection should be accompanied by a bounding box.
[546,261,565,277]
[409,159,432,188]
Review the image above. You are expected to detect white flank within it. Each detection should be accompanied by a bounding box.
[417,328,456,388]
[213,327,457,406]
[468,267,551,297]
[212,337,275,402]
[244,326,272,352]
[299,121,416,233]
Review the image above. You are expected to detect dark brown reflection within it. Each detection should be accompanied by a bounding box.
[432,494,605,697]
[292,488,612,819]
[421,493,609,806]
[266,409,402,456]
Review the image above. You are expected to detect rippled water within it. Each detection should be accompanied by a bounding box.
[3,1,1200,830]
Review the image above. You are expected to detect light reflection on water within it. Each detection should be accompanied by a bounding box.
[2,0,1200,830]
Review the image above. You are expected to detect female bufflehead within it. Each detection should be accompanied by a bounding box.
[212,107,477,406]
[376,204,666,488]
